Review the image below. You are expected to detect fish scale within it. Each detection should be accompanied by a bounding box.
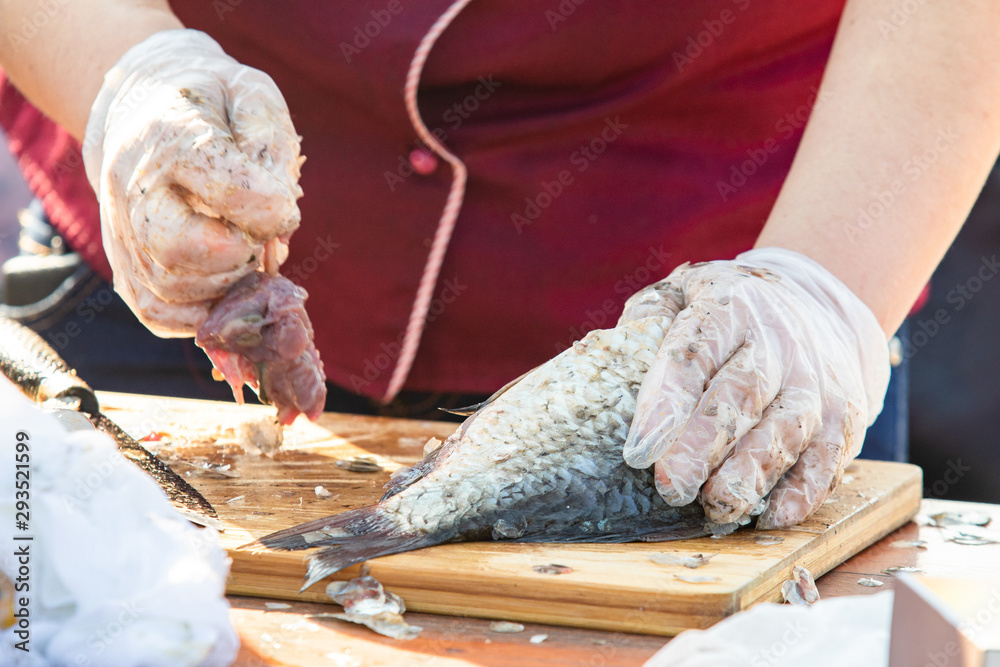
[253,315,724,591]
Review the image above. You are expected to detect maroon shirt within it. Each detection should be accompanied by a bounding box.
[0,0,845,398]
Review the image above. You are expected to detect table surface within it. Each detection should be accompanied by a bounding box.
[226,497,1000,666]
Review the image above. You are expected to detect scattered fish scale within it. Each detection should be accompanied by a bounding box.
[253,317,721,590]
[650,552,716,569]
[925,512,991,528]
[264,602,292,610]
[889,539,927,549]
[336,456,383,473]
[881,566,923,575]
[942,527,1000,546]
[674,574,719,584]
[489,621,524,633]
[782,565,819,606]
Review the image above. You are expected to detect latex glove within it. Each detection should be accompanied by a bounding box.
[84,29,303,337]
[620,248,890,528]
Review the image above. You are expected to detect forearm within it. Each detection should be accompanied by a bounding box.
[0,0,183,140]
[756,0,1000,337]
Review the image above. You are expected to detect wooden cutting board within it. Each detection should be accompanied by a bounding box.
[99,391,922,636]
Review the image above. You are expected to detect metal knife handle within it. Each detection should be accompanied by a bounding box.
[0,317,221,527]
[0,316,100,414]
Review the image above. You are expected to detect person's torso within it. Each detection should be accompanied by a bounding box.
[2,1,847,397]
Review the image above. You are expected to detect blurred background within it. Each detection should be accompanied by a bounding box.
[1,130,997,503]
[0,130,29,268]
[907,163,1000,505]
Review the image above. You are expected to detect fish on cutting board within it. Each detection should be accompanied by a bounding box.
[251,315,740,590]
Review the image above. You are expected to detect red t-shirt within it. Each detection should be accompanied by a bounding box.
[0,0,846,398]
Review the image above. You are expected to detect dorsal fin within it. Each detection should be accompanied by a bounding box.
[437,365,539,416]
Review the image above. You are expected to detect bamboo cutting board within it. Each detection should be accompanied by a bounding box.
[99,391,922,636]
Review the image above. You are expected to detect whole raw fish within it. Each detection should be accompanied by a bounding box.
[255,315,727,590]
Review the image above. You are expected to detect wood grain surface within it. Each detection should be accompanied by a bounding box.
[98,391,922,636]
[225,499,1000,667]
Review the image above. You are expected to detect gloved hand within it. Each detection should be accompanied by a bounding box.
[620,248,891,529]
[83,29,303,337]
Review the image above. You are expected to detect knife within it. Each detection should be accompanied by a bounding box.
[0,316,222,529]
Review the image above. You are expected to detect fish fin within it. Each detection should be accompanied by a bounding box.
[438,365,539,416]
[380,442,448,501]
[301,534,433,590]
[246,506,392,552]
[245,506,444,591]
[437,405,479,417]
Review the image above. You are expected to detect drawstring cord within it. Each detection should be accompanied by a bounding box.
[383,0,475,402]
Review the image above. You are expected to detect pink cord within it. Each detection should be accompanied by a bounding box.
[383,0,475,402]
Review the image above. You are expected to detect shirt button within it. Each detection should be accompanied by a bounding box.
[409,148,439,175]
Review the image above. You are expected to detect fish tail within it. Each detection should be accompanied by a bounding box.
[246,505,441,591]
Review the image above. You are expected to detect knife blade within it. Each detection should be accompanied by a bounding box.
[0,316,221,529]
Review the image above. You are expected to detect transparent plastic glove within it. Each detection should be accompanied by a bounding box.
[620,248,890,528]
[84,29,303,337]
